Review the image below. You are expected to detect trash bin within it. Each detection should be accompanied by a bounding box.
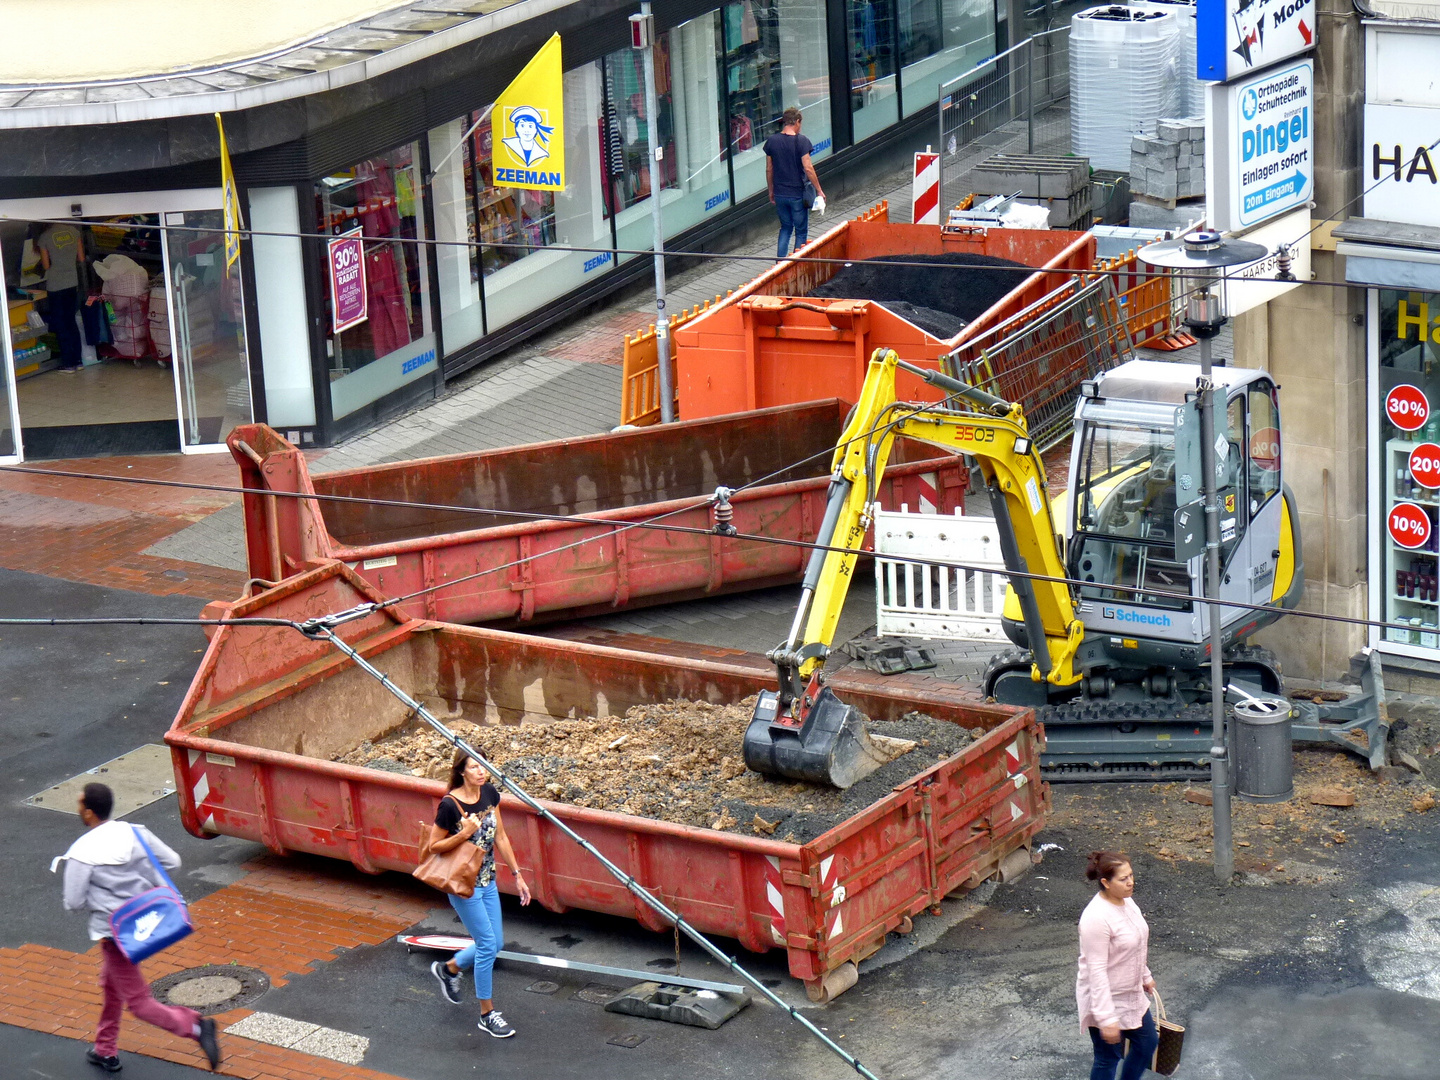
[1230,698,1293,803]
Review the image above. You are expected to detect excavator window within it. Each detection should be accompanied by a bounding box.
[1247,382,1282,518]
[1070,420,1193,611]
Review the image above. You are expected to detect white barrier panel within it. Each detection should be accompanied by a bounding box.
[875,507,1007,640]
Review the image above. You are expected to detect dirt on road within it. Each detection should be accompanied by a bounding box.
[334,696,979,843]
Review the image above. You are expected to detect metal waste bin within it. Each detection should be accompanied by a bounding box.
[1230,698,1293,803]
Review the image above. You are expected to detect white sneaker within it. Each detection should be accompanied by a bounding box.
[477,1010,515,1038]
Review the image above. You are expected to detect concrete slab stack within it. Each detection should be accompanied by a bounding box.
[1129,117,1206,205]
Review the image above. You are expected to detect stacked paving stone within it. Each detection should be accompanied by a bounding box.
[1129,117,1205,204]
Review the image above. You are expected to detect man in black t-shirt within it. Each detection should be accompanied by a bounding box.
[763,107,826,259]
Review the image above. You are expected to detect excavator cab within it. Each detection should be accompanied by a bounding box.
[994,359,1302,700]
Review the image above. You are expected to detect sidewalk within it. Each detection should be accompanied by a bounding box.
[1,163,923,599]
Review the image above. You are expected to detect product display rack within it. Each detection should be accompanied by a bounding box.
[1385,435,1440,646]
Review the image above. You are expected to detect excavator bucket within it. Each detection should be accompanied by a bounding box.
[742,688,914,789]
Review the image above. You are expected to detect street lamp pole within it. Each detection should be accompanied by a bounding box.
[1138,229,1267,884]
[631,5,674,423]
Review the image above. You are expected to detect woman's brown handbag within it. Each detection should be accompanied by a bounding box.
[412,798,483,898]
[1150,989,1185,1076]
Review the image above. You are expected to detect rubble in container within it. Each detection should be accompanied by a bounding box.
[1130,118,1206,204]
[808,253,1031,339]
[333,696,980,844]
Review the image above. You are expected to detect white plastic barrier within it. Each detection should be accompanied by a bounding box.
[874,507,1008,640]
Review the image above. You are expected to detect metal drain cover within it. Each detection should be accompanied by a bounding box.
[573,982,623,1005]
[525,980,561,995]
[150,965,270,1016]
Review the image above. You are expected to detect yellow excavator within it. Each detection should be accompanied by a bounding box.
[743,348,1385,785]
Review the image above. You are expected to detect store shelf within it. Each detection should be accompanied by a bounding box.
[1391,593,1439,605]
[11,321,46,342]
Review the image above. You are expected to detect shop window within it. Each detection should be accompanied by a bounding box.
[898,0,995,117]
[429,63,616,337]
[605,14,731,256]
[849,0,899,142]
[724,0,833,201]
[1378,289,1440,650]
[315,142,436,420]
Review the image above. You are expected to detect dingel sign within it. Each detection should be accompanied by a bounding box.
[1197,0,1316,82]
[1206,59,1314,232]
[1363,103,1440,228]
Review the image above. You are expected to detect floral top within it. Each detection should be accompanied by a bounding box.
[434,784,500,889]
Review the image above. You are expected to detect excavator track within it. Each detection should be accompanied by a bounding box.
[1035,699,1215,782]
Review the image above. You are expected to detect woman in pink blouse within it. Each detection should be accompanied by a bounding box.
[1077,851,1159,1080]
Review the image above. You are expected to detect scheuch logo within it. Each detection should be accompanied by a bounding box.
[1102,606,1173,628]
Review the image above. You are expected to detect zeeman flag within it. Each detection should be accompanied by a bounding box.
[493,34,565,192]
[216,113,244,272]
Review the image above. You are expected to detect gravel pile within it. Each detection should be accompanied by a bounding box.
[808,253,1032,330]
[334,697,980,844]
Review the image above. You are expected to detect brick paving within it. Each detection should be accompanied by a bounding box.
[0,857,434,1077]
[0,454,249,600]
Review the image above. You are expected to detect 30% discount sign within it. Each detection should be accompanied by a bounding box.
[1387,384,1430,432]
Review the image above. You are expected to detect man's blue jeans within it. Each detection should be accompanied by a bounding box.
[775,196,809,257]
[1088,1009,1158,1080]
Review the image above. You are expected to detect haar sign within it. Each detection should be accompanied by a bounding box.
[1196,0,1315,82]
[1206,59,1313,232]
[1363,103,1440,228]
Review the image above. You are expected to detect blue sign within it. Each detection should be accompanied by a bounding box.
[1197,0,1315,83]
[1213,58,1314,231]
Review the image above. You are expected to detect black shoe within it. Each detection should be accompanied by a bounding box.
[86,1048,122,1072]
[477,1009,515,1038]
[431,959,463,1004]
[197,1017,222,1070]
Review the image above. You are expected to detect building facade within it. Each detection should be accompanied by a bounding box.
[0,0,1013,461]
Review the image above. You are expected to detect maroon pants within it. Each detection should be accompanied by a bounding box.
[95,938,199,1057]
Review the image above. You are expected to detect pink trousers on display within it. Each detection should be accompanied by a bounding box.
[95,938,199,1057]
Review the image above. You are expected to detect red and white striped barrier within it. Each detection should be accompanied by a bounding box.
[912,151,940,226]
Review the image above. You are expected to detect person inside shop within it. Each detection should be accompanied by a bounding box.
[36,220,87,373]
[764,107,826,261]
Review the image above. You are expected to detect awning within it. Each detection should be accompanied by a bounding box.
[1335,217,1440,290]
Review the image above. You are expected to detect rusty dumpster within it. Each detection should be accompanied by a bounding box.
[227,401,966,625]
[168,562,1048,1002]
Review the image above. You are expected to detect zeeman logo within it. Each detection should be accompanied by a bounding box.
[401,349,436,375]
[132,910,163,942]
[1102,606,1173,628]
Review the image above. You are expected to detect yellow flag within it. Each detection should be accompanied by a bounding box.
[492,34,565,192]
[215,113,244,271]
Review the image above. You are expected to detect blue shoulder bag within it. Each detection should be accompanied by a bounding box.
[108,826,193,963]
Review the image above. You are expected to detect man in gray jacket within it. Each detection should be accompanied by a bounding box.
[58,782,221,1073]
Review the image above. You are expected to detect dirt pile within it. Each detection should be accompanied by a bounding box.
[1049,744,1437,884]
[334,697,979,844]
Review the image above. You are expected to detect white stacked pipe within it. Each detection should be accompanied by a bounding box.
[1070,6,1183,171]
[1134,0,1202,114]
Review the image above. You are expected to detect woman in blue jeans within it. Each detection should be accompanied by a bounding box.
[425,752,531,1038]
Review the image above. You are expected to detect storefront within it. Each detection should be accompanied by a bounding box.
[1343,19,1440,661]
[0,0,1003,460]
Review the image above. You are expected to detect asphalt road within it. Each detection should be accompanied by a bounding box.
[7,566,1440,1079]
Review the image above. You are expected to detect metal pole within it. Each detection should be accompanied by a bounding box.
[309,622,883,1080]
[640,2,675,423]
[1025,38,1035,154]
[1197,334,1234,882]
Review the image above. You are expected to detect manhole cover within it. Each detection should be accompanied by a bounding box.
[573,982,623,1005]
[150,965,270,1016]
[525,980,561,995]
[167,975,243,1007]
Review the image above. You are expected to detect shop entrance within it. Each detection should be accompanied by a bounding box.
[0,190,251,461]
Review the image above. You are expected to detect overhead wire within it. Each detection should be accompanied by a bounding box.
[0,210,1393,293]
